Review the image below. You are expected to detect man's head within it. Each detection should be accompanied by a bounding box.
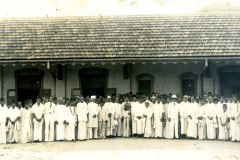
[115,98,119,103]
[200,99,205,106]
[157,96,161,103]
[233,96,237,103]
[11,100,16,109]
[58,97,63,105]
[190,96,194,103]
[145,101,149,108]
[152,96,156,103]
[106,96,111,102]
[49,96,53,103]
[36,96,41,105]
[208,96,213,103]
[171,95,177,102]
[25,103,29,110]
[228,98,233,103]
[183,95,188,102]
[79,96,84,103]
[18,102,22,109]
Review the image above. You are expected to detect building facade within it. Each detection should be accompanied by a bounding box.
[0,13,240,104]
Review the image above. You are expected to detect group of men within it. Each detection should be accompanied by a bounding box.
[0,92,240,144]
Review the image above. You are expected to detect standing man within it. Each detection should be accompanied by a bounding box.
[131,96,138,137]
[187,96,198,139]
[98,101,106,139]
[179,95,189,139]
[76,96,88,141]
[17,102,23,143]
[228,97,238,142]
[168,95,180,139]
[7,100,21,143]
[205,96,217,140]
[197,99,207,140]
[143,101,153,138]
[65,99,76,141]
[31,96,45,142]
[0,98,7,144]
[135,97,145,138]
[44,96,55,142]
[105,96,115,138]
[114,98,122,137]
[152,96,165,138]
[86,96,98,139]
[122,97,131,138]
[21,103,32,143]
[54,97,66,141]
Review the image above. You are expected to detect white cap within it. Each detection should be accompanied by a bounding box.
[171,95,177,99]
[91,96,96,99]
[107,96,111,99]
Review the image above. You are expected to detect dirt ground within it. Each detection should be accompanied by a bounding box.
[0,138,240,160]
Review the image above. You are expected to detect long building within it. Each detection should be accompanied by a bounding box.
[0,13,240,104]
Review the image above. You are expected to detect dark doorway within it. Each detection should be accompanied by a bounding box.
[17,75,41,105]
[139,80,151,96]
[82,74,106,97]
[221,72,240,97]
[182,79,195,96]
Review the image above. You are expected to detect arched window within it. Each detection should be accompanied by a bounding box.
[179,72,198,97]
[136,73,155,96]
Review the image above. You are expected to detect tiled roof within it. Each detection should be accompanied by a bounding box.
[0,13,240,60]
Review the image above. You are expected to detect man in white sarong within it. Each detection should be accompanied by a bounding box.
[179,95,189,139]
[21,103,32,143]
[17,102,23,143]
[44,96,55,142]
[205,96,217,140]
[65,99,76,141]
[228,97,238,142]
[87,96,98,139]
[98,101,106,139]
[0,98,7,144]
[218,104,229,141]
[143,102,153,138]
[131,96,138,137]
[168,95,180,139]
[197,99,207,140]
[152,96,165,138]
[76,96,88,140]
[122,97,131,138]
[217,97,226,140]
[113,98,122,137]
[163,99,170,139]
[54,97,67,141]
[7,101,21,143]
[105,96,115,137]
[187,96,198,139]
[32,96,45,142]
[135,97,145,137]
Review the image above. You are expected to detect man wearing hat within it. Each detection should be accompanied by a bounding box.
[187,96,198,139]
[105,96,115,138]
[31,96,45,142]
[179,95,189,139]
[168,95,180,139]
[76,96,88,141]
[54,97,67,141]
[0,98,7,144]
[44,96,56,142]
[152,96,165,138]
[86,96,99,139]
[7,100,21,143]
[205,96,217,140]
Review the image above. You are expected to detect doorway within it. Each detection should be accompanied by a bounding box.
[79,68,109,98]
[15,68,44,105]
[221,72,240,96]
[139,80,151,96]
[182,79,195,96]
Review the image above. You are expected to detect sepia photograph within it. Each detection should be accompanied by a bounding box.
[0,0,240,159]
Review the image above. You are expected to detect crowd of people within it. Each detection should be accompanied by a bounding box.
[0,91,240,144]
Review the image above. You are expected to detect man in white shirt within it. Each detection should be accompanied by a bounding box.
[131,96,138,137]
[187,96,198,139]
[114,98,122,137]
[87,96,99,139]
[54,97,66,141]
[122,97,131,138]
[7,100,21,143]
[76,96,88,141]
[0,98,7,144]
[98,101,106,139]
[179,95,189,139]
[32,96,45,142]
[205,96,217,140]
[105,96,115,138]
[168,95,180,139]
[65,98,76,141]
[135,97,145,138]
[228,97,238,142]
[44,96,55,142]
